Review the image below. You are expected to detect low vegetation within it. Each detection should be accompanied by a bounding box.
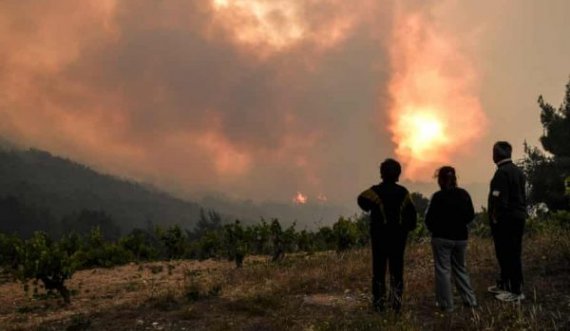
[0,211,568,330]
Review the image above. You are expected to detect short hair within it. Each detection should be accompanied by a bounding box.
[380,158,401,182]
[493,141,512,160]
[435,166,457,189]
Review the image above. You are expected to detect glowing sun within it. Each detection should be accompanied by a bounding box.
[395,111,448,160]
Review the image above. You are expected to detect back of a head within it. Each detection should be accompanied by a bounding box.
[493,141,512,162]
[436,166,457,190]
[380,158,401,183]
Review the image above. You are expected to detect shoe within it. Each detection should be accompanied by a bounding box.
[463,302,479,309]
[436,301,454,312]
[372,301,385,313]
[495,292,525,302]
[487,285,507,295]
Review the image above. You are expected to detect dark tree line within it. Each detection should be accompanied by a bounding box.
[521,76,570,211]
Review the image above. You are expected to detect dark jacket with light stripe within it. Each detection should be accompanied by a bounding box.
[488,159,527,223]
[357,182,417,235]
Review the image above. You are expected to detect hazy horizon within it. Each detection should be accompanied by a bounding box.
[1,0,569,212]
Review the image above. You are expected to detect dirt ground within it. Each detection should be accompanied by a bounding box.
[1,235,569,331]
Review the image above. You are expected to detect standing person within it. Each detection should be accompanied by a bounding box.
[357,158,417,312]
[487,141,527,302]
[425,166,478,312]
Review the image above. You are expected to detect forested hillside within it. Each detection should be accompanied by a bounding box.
[0,146,202,236]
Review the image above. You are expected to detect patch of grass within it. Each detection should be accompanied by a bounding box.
[65,313,92,331]
[167,263,175,276]
[226,294,283,317]
[149,289,181,311]
[147,264,164,274]
[124,281,139,292]
[4,223,569,331]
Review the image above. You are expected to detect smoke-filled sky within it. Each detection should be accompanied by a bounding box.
[1,0,569,208]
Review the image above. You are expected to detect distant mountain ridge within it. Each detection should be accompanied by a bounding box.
[0,146,203,233]
[199,194,352,230]
[0,143,354,237]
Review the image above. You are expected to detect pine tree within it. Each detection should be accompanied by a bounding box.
[523,77,570,210]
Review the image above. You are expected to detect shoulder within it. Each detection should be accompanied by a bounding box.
[511,164,525,177]
[456,188,473,202]
[369,184,382,194]
[394,183,410,194]
[492,168,509,182]
[456,187,471,197]
[430,190,442,199]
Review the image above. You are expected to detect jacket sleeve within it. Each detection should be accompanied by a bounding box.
[401,192,417,231]
[462,190,475,225]
[357,187,381,212]
[489,170,509,223]
[424,193,436,232]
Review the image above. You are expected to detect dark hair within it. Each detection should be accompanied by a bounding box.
[435,166,457,189]
[493,141,512,160]
[380,158,401,182]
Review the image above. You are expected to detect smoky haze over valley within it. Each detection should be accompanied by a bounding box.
[1,0,569,214]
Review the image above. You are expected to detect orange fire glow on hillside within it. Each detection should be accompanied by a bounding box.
[387,11,487,179]
[292,192,308,204]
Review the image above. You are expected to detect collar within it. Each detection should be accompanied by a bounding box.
[496,158,512,167]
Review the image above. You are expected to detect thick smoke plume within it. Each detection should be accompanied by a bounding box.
[387,6,487,180]
[0,0,489,205]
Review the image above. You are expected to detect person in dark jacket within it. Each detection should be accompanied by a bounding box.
[357,158,417,312]
[425,166,478,312]
[487,141,527,302]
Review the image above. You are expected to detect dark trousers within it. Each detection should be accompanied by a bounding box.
[492,218,525,294]
[371,230,407,311]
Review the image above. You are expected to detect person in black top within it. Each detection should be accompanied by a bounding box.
[487,141,527,302]
[357,158,417,312]
[425,166,478,311]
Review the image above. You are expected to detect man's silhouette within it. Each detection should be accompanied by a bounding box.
[357,158,417,312]
[487,141,527,302]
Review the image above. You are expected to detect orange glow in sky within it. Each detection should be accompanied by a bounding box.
[394,110,448,160]
[209,0,362,55]
[387,11,487,179]
[211,0,305,49]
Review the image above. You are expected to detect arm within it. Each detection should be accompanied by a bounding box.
[401,192,417,231]
[462,190,475,225]
[424,193,437,232]
[357,188,381,212]
[489,171,509,223]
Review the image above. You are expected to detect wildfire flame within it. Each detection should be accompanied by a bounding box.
[292,192,308,204]
[395,110,448,161]
[387,11,487,179]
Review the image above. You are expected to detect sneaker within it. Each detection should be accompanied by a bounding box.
[372,301,385,313]
[495,292,525,302]
[487,285,507,295]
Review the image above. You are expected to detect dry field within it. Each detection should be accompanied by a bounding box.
[1,231,569,331]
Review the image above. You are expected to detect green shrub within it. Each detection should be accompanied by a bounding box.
[409,217,430,242]
[223,220,248,268]
[332,217,360,252]
[157,225,188,260]
[15,232,77,303]
[0,232,22,270]
[119,229,160,261]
